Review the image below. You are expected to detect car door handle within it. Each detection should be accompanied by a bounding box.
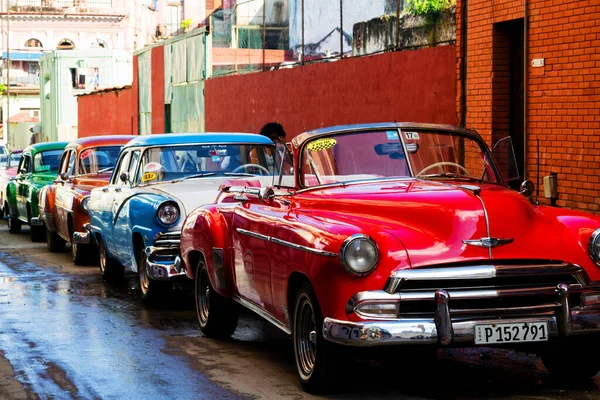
[102,188,109,192]
[115,188,121,192]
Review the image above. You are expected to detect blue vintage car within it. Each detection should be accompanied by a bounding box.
[87,133,277,303]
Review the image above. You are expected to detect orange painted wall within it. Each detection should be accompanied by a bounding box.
[204,45,457,137]
[151,46,165,134]
[77,87,137,137]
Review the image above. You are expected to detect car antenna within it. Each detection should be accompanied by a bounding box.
[536,138,540,205]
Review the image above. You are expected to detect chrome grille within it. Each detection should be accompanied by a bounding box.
[151,231,181,258]
[384,262,588,319]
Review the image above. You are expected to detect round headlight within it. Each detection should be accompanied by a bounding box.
[157,202,179,226]
[589,228,600,265]
[340,235,378,276]
[80,196,89,213]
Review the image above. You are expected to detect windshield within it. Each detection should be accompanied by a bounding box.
[301,129,500,187]
[1,152,21,168]
[137,143,277,184]
[33,150,63,174]
[9,152,21,167]
[79,146,122,174]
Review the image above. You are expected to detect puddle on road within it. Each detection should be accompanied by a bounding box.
[0,252,240,399]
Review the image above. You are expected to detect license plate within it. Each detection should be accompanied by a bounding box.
[474,322,548,344]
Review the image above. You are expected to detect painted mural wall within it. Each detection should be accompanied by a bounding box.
[204,45,456,137]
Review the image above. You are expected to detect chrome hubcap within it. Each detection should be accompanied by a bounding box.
[296,298,317,377]
[99,246,106,273]
[197,268,210,323]
[139,256,149,294]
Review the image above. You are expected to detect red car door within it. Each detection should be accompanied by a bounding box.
[231,198,283,315]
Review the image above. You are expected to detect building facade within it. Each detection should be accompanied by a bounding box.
[456,0,600,212]
[0,0,212,146]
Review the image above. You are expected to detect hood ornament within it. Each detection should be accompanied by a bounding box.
[463,237,514,248]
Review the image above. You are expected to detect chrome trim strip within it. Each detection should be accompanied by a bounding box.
[271,237,338,257]
[385,263,588,294]
[236,228,270,242]
[236,228,337,257]
[233,295,291,335]
[450,304,561,316]
[473,192,493,258]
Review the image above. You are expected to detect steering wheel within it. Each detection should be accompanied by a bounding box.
[416,162,470,177]
[231,163,270,176]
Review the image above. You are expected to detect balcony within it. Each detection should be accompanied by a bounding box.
[8,0,119,14]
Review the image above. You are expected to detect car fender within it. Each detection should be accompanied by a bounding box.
[549,208,600,281]
[181,204,234,297]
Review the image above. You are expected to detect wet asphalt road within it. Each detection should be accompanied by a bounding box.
[3,222,600,399]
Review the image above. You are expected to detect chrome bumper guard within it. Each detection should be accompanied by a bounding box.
[29,217,43,226]
[144,231,185,281]
[323,262,600,347]
[72,224,92,244]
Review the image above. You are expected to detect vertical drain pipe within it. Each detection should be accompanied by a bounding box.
[523,0,528,180]
[460,0,468,127]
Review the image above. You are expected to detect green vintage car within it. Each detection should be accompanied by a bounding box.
[6,142,67,241]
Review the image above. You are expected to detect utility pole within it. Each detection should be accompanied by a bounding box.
[5,0,9,145]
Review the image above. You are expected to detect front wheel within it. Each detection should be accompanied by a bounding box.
[540,336,600,379]
[7,204,21,234]
[195,259,238,338]
[99,239,124,283]
[137,248,172,304]
[293,283,336,393]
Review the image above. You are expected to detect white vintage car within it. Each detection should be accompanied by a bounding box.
[87,133,277,303]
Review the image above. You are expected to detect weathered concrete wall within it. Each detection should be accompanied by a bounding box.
[205,45,456,137]
[353,6,456,56]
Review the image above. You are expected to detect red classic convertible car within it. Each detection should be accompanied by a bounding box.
[37,135,135,264]
[180,123,600,392]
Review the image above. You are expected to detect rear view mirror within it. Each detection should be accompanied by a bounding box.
[60,172,69,181]
[119,172,129,183]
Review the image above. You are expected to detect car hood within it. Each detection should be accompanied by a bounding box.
[138,178,232,215]
[71,173,112,194]
[31,173,58,187]
[299,179,564,268]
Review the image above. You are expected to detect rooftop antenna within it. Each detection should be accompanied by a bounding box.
[536,138,540,205]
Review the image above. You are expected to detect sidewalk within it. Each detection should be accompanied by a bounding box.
[0,350,32,399]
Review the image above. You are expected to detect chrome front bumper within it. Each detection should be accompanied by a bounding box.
[323,283,600,347]
[72,224,92,244]
[144,231,186,281]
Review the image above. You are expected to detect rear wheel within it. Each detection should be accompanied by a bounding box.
[137,247,172,304]
[540,336,600,379]
[99,239,124,283]
[46,228,66,252]
[293,283,336,393]
[195,259,238,338]
[30,224,45,242]
[7,204,21,234]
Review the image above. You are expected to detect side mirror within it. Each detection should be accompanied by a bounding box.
[60,172,69,181]
[19,168,27,174]
[258,186,275,203]
[119,172,129,183]
[519,180,535,197]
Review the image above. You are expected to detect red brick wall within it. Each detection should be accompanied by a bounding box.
[205,45,457,138]
[457,0,600,212]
